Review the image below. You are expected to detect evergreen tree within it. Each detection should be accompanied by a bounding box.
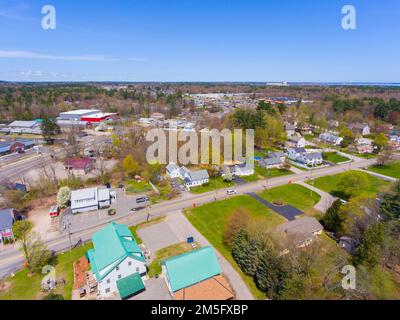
[380,181,400,221]
[231,229,249,270]
[254,250,291,299]
[321,199,346,236]
[241,238,260,277]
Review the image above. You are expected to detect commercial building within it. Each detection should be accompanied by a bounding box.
[59,109,119,123]
[70,187,114,214]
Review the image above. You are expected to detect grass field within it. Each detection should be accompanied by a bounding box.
[240,165,292,182]
[368,161,400,179]
[0,243,93,300]
[125,179,152,194]
[190,177,234,194]
[322,152,350,164]
[185,195,285,299]
[258,184,321,215]
[309,170,391,199]
[148,242,195,278]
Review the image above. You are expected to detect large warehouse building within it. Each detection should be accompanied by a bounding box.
[59,109,119,123]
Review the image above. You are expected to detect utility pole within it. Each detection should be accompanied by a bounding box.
[66,217,72,251]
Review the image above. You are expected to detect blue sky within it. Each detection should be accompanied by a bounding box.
[0,0,399,82]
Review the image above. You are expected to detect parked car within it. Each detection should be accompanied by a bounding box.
[49,205,60,218]
[227,189,237,195]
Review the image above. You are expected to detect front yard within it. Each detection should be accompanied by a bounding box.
[368,161,400,179]
[258,184,321,215]
[308,170,391,199]
[190,177,234,194]
[241,165,293,182]
[322,152,350,164]
[124,179,152,194]
[147,242,195,278]
[185,195,285,299]
[0,243,93,300]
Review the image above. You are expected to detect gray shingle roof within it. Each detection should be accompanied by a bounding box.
[0,209,15,230]
[189,170,209,181]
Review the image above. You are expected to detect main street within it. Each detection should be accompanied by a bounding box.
[0,156,379,279]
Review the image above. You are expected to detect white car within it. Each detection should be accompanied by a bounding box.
[227,189,237,195]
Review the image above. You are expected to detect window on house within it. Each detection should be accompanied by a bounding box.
[136,267,140,272]
[118,274,122,279]
[105,288,110,293]
[128,261,132,266]
[116,266,119,271]
[107,279,110,284]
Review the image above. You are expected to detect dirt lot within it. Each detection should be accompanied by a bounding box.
[27,195,60,240]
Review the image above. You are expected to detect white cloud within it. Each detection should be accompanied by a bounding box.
[0,50,117,61]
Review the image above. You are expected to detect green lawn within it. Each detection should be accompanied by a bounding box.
[258,184,321,215]
[0,243,93,300]
[368,161,400,179]
[125,179,152,194]
[308,170,390,199]
[190,177,234,194]
[185,195,285,299]
[322,152,350,164]
[148,242,195,278]
[240,165,292,182]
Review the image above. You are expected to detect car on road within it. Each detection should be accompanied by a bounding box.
[226,189,237,195]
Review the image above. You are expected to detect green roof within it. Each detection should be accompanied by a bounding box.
[87,222,145,280]
[162,246,222,292]
[117,273,145,299]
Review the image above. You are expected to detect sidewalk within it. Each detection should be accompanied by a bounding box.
[297,181,336,213]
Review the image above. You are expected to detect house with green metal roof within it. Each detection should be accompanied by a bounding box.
[162,246,222,295]
[86,222,147,299]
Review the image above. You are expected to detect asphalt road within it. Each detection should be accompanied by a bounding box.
[0,136,108,182]
[0,157,379,279]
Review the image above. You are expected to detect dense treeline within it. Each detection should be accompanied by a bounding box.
[0,84,186,121]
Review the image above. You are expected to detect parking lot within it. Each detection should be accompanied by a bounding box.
[137,221,180,256]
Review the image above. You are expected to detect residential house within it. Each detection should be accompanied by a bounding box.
[64,157,94,176]
[339,236,359,254]
[232,163,255,177]
[288,148,307,161]
[319,132,343,146]
[166,162,181,179]
[258,152,286,169]
[286,136,306,148]
[328,120,339,128]
[70,187,114,214]
[278,217,324,248]
[166,164,210,188]
[285,124,296,136]
[182,169,210,188]
[86,222,147,299]
[162,246,235,300]
[0,208,22,244]
[349,123,370,136]
[297,152,323,166]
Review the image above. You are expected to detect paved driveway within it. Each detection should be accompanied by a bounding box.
[247,192,302,221]
[137,221,180,254]
[130,277,172,300]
